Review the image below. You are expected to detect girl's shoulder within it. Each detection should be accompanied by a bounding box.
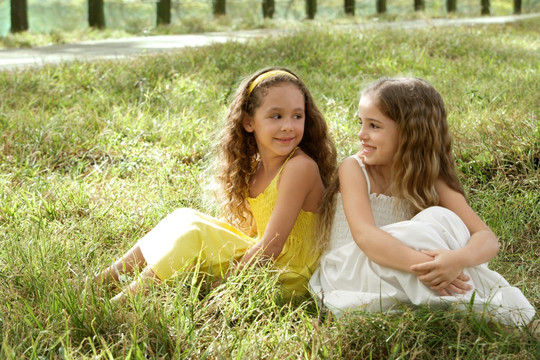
[338,154,370,193]
[281,149,322,183]
[339,153,364,172]
[286,148,318,167]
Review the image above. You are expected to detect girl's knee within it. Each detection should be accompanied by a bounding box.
[166,208,206,229]
[414,206,458,223]
[414,206,470,240]
[170,207,199,219]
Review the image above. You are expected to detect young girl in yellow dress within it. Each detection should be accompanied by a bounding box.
[96,67,337,301]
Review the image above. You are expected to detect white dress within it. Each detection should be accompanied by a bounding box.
[309,155,535,326]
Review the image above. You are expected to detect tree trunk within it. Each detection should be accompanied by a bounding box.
[157,0,171,25]
[446,0,456,12]
[10,0,29,33]
[262,0,275,18]
[480,0,490,15]
[306,0,316,19]
[414,0,424,11]
[88,0,105,29]
[344,0,355,15]
[213,0,226,15]
[376,0,386,13]
[513,0,521,14]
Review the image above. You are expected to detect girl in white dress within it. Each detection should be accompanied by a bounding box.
[309,77,535,326]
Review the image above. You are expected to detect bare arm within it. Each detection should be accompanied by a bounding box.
[240,154,323,266]
[340,157,434,272]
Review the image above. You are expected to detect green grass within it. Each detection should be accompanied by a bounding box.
[1,18,539,359]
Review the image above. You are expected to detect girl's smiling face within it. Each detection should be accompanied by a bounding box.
[357,94,399,169]
[243,83,305,158]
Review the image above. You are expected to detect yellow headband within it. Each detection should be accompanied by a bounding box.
[248,70,298,95]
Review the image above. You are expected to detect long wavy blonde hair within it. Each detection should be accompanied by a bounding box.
[369,77,465,211]
[316,77,466,252]
[216,67,337,235]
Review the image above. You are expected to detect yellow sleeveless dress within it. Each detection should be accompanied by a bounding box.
[138,150,319,298]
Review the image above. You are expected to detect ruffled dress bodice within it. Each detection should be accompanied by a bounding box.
[329,155,415,250]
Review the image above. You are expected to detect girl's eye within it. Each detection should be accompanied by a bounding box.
[294,114,304,119]
[270,114,282,119]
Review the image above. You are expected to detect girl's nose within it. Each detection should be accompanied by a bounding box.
[281,118,293,131]
[358,126,367,141]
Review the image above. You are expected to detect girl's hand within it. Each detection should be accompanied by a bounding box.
[410,249,472,293]
[432,273,472,296]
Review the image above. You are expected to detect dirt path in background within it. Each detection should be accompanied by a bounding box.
[1,12,538,71]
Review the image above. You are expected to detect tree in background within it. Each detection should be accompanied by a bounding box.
[513,0,521,13]
[344,0,354,15]
[446,0,457,12]
[213,0,226,15]
[10,0,29,32]
[157,0,171,24]
[481,0,490,14]
[376,0,386,13]
[306,0,316,19]
[262,0,275,18]
[89,0,106,29]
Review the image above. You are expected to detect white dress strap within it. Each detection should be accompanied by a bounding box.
[352,154,370,194]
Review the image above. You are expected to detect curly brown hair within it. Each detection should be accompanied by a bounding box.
[216,67,337,234]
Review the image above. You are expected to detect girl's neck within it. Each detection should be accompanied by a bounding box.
[249,149,297,197]
[367,164,392,195]
[257,155,285,178]
[257,147,298,176]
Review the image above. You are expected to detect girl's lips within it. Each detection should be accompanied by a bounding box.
[276,137,295,143]
[362,144,375,153]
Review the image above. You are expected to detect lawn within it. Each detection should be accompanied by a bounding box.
[0,17,538,359]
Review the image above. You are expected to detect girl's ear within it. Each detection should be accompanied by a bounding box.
[242,112,254,133]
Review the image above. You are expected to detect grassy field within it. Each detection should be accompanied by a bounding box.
[1,17,539,359]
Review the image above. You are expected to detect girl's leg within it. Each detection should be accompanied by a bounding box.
[111,266,161,302]
[95,243,147,285]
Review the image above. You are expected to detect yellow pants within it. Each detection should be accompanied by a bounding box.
[138,208,255,281]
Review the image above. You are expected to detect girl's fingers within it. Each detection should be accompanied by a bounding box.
[410,260,435,272]
[431,281,449,291]
[445,284,466,294]
[419,271,445,285]
[450,278,472,291]
[436,288,451,296]
[421,249,438,257]
[417,273,435,283]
